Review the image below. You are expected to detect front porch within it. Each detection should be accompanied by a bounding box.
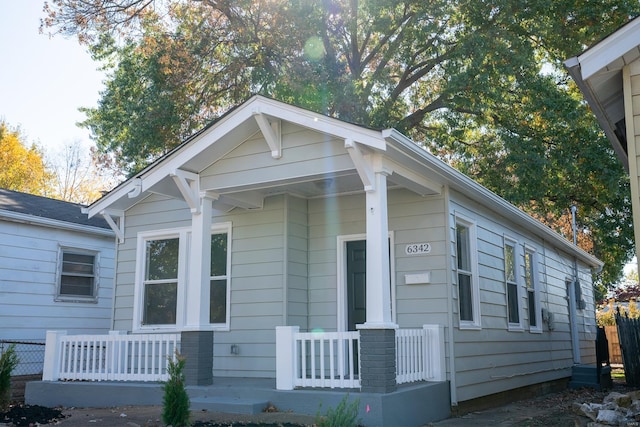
[28,325,450,426]
[26,376,450,427]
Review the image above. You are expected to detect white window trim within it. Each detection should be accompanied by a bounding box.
[336,232,396,332]
[524,245,542,333]
[133,227,189,332]
[455,215,481,330]
[208,222,232,331]
[55,246,100,303]
[134,224,233,333]
[504,236,523,331]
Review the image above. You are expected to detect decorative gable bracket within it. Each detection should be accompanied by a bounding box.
[253,110,282,159]
[345,138,375,191]
[100,209,125,243]
[170,169,201,214]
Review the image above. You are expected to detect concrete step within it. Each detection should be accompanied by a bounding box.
[190,396,270,414]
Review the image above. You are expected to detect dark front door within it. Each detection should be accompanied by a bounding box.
[346,240,367,332]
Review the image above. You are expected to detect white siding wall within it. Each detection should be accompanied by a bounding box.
[448,191,597,402]
[285,195,309,329]
[0,220,114,341]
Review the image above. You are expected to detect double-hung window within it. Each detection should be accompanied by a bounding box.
[136,224,231,331]
[57,248,98,302]
[209,232,229,325]
[504,238,521,328]
[455,217,480,328]
[143,237,180,325]
[524,247,541,332]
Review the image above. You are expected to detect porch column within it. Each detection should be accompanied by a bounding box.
[358,169,398,393]
[363,170,394,328]
[185,195,213,329]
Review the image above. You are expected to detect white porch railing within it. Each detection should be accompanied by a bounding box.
[276,326,360,390]
[42,331,180,382]
[396,325,446,384]
[276,325,445,390]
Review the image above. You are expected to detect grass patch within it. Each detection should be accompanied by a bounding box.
[611,368,626,381]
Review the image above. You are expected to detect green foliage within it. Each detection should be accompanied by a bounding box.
[316,395,361,427]
[0,344,19,411]
[44,0,640,283]
[162,350,190,427]
[597,300,640,327]
[0,121,53,195]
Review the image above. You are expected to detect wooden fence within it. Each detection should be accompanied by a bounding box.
[604,325,623,364]
[615,311,640,387]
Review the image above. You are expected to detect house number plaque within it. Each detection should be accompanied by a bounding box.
[405,243,431,255]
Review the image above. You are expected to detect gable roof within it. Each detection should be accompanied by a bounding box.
[0,188,113,236]
[565,16,640,171]
[87,95,602,268]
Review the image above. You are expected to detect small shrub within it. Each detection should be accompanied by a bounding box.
[162,350,190,427]
[316,394,361,427]
[0,344,19,411]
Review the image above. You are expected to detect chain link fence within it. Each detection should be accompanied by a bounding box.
[1,340,46,402]
[1,339,46,376]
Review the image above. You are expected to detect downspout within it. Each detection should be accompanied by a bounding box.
[111,237,119,331]
[569,205,581,364]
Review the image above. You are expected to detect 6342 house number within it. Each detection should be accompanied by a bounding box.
[405,243,431,255]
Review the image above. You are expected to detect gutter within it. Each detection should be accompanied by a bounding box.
[382,129,603,269]
[0,209,114,238]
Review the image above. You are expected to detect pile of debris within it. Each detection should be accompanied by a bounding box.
[574,390,640,426]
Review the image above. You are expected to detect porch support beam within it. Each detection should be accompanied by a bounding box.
[184,194,213,329]
[170,169,201,214]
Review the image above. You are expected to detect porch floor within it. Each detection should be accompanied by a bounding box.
[26,377,450,427]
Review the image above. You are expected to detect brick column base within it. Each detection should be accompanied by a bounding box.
[359,328,396,393]
[180,331,213,386]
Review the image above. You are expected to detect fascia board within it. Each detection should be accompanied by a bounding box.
[87,96,387,219]
[255,96,386,150]
[382,129,603,269]
[85,180,140,219]
[0,209,114,238]
[577,17,640,80]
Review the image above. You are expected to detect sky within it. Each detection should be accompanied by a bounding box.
[0,1,105,158]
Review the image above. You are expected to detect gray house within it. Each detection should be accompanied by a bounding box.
[0,189,115,375]
[29,96,602,426]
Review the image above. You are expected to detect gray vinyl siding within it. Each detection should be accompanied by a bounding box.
[0,220,114,344]
[308,194,364,331]
[448,190,597,402]
[285,195,309,329]
[200,123,352,191]
[112,195,191,331]
[390,189,449,328]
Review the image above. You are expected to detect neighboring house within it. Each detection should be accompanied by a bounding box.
[0,189,115,374]
[565,16,640,272]
[29,96,602,426]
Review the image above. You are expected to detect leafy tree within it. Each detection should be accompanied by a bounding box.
[49,141,119,204]
[43,0,640,285]
[0,121,52,195]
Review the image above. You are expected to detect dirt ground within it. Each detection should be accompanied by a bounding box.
[1,380,634,427]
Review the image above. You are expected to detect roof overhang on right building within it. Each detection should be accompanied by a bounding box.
[565,16,640,172]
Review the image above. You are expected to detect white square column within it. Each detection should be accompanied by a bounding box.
[362,170,396,329]
[184,195,213,329]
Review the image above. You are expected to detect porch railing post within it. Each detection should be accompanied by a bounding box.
[42,330,66,381]
[423,324,445,381]
[276,326,299,390]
